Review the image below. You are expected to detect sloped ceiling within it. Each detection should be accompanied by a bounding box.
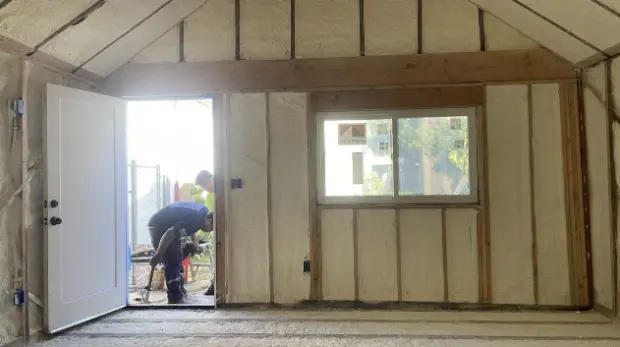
[469,0,620,67]
[0,0,617,82]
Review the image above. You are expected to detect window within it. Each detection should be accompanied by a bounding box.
[317,108,477,204]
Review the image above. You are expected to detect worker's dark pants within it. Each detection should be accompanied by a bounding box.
[150,228,185,302]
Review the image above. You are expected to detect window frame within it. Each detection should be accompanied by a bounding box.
[316,108,478,205]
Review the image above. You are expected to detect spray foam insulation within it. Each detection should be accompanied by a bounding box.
[399,209,444,302]
[82,0,206,76]
[445,209,478,303]
[40,0,169,66]
[295,0,359,59]
[519,0,620,52]
[531,83,571,306]
[0,0,98,47]
[357,209,398,302]
[131,26,181,64]
[321,209,355,301]
[185,0,235,62]
[584,65,614,310]
[268,93,310,303]
[228,93,270,303]
[240,0,290,60]
[363,0,417,56]
[470,0,595,64]
[483,13,539,51]
[422,0,478,54]
[0,52,22,340]
[486,85,534,305]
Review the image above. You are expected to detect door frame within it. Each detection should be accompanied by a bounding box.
[124,94,228,306]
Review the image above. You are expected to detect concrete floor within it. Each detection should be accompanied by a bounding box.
[24,309,620,347]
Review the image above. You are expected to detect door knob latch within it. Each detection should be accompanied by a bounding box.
[50,217,62,226]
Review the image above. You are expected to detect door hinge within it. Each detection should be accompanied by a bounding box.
[43,200,47,208]
[42,217,48,226]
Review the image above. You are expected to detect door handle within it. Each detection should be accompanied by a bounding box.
[50,217,62,226]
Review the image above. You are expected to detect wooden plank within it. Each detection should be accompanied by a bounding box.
[530,84,571,306]
[268,92,310,303]
[357,209,398,302]
[477,104,491,303]
[307,95,321,300]
[441,209,449,302]
[560,81,590,307]
[321,209,355,301]
[528,84,539,306]
[213,94,228,304]
[310,86,483,112]
[266,94,274,304]
[399,209,444,302]
[395,209,402,302]
[353,209,360,301]
[486,85,535,305]
[445,209,479,303]
[583,69,614,310]
[105,49,577,97]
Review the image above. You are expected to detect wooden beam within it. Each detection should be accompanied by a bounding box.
[0,35,103,86]
[213,94,228,304]
[105,49,576,97]
[311,86,483,112]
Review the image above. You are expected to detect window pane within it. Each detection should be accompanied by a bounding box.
[323,118,394,197]
[398,111,471,196]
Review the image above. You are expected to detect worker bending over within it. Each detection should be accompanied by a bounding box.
[148,201,213,304]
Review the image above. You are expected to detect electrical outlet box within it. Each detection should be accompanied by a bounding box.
[303,259,311,273]
[231,178,242,189]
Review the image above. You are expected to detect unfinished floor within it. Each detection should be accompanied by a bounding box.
[25,310,620,347]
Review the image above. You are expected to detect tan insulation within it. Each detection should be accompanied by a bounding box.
[584,65,614,310]
[0,52,22,341]
[321,209,355,301]
[82,0,206,76]
[240,0,290,60]
[0,0,98,47]
[445,209,478,303]
[519,0,620,52]
[486,85,535,305]
[531,83,571,306]
[130,26,180,63]
[483,13,539,51]
[363,0,417,56]
[422,0,479,53]
[469,0,596,64]
[185,0,235,62]
[295,0,359,59]
[357,209,398,302]
[268,93,310,303]
[399,209,444,302]
[228,93,270,303]
[40,0,169,66]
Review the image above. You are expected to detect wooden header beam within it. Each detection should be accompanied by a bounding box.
[105,49,576,97]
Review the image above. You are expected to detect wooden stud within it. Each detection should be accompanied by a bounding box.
[265,93,274,304]
[475,105,487,303]
[290,0,296,59]
[527,84,539,305]
[478,9,486,52]
[605,60,618,316]
[359,0,365,57]
[395,208,402,302]
[234,0,240,61]
[417,0,423,54]
[441,208,449,302]
[179,21,185,63]
[307,96,321,300]
[213,93,229,304]
[353,209,360,301]
[480,98,492,303]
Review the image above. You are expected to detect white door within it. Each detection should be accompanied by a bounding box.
[44,84,128,334]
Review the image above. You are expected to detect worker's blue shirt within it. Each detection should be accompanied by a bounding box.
[148,201,209,239]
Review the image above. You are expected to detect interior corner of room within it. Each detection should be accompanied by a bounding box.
[1,0,620,346]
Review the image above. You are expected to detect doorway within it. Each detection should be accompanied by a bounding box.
[125,98,215,307]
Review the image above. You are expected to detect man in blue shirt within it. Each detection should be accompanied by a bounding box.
[148,201,213,304]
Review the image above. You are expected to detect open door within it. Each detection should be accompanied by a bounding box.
[44,84,128,334]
